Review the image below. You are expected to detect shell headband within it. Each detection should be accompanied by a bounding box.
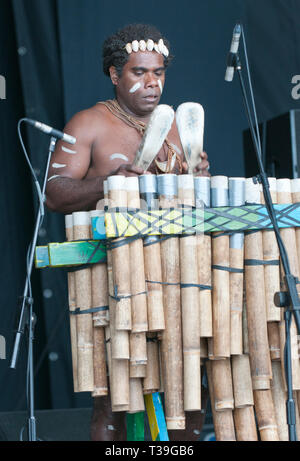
[125,39,169,57]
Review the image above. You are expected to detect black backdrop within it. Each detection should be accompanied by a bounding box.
[0,0,300,412]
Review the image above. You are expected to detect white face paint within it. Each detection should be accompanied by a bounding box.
[52,163,66,168]
[47,175,60,182]
[62,146,77,154]
[129,82,141,93]
[158,79,163,94]
[110,153,129,162]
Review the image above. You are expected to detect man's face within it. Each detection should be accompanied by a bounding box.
[111,51,166,117]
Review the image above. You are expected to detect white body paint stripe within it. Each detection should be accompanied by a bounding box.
[110,153,129,162]
[158,79,163,94]
[52,162,66,168]
[62,145,77,154]
[47,175,61,182]
[129,82,141,93]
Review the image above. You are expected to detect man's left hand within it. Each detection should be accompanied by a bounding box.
[182,151,210,177]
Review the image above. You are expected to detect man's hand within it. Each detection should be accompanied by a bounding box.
[111,163,147,177]
[182,151,210,177]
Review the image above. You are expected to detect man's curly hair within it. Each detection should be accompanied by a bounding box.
[102,23,173,77]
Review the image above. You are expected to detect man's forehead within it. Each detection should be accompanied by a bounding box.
[126,50,165,69]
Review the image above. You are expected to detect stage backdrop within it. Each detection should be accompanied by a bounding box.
[0,0,299,413]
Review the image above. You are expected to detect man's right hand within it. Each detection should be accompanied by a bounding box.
[111,163,146,177]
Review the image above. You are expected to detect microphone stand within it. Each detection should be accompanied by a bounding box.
[231,49,300,441]
[10,136,57,441]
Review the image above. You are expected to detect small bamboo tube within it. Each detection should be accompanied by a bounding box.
[194,176,212,337]
[143,333,160,394]
[129,331,147,377]
[276,178,300,390]
[244,178,272,390]
[253,389,279,441]
[211,176,230,358]
[158,174,185,430]
[260,178,281,322]
[233,406,258,441]
[65,215,78,392]
[206,361,236,441]
[242,278,249,354]
[107,175,131,331]
[271,361,289,441]
[268,322,281,361]
[178,174,201,411]
[211,358,234,411]
[139,174,165,332]
[231,354,254,408]
[73,211,94,392]
[229,178,245,355]
[128,378,145,413]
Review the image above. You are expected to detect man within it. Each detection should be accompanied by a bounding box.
[46,23,209,441]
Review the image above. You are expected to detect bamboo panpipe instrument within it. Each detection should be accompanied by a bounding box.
[158,174,185,430]
[244,178,272,390]
[178,174,201,411]
[210,176,230,359]
[72,211,94,392]
[65,215,78,392]
[276,178,300,390]
[194,176,212,338]
[139,174,165,332]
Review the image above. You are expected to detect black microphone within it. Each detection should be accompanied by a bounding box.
[24,118,76,145]
[225,23,242,82]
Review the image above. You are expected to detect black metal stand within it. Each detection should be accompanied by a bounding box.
[232,49,300,441]
[10,136,57,441]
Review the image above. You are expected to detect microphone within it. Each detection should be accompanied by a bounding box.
[24,118,76,145]
[225,23,242,82]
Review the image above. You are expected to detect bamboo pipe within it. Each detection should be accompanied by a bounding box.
[229,177,245,355]
[211,358,234,411]
[72,211,94,392]
[271,361,289,440]
[178,174,201,411]
[253,389,279,441]
[233,406,258,441]
[143,333,160,394]
[65,214,78,392]
[158,174,185,430]
[244,178,272,390]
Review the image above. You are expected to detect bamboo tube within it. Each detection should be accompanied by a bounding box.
[244,178,272,390]
[129,331,147,377]
[73,211,94,392]
[268,322,281,361]
[194,176,212,338]
[242,278,249,354]
[178,174,201,411]
[231,354,254,408]
[229,178,245,355]
[158,174,185,430]
[128,378,145,413]
[139,174,165,332]
[233,406,258,441]
[206,361,236,441]
[211,176,230,358]
[143,333,160,394]
[271,361,289,440]
[107,175,131,331]
[211,358,234,411]
[277,178,300,390]
[65,214,78,392]
[253,389,279,441]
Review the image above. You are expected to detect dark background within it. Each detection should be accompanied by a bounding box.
[0,0,299,416]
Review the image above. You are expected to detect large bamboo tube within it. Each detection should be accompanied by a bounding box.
[244,178,272,390]
[271,361,289,440]
[143,333,160,394]
[178,174,201,411]
[253,389,279,441]
[233,406,258,441]
[211,176,230,358]
[231,354,254,408]
[158,174,185,430]
[194,176,212,338]
[107,175,131,331]
[65,214,78,392]
[211,358,234,411]
[206,361,236,441]
[139,174,165,332]
[276,178,300,390]
[229,178,245,355]
[73,211,94,392]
